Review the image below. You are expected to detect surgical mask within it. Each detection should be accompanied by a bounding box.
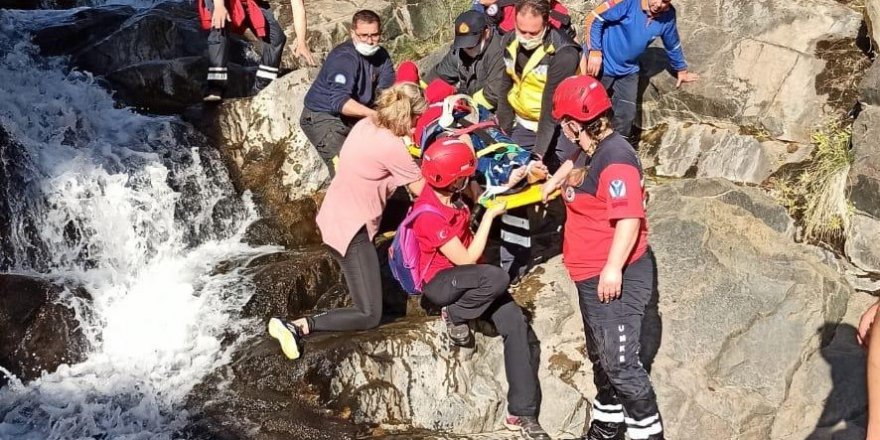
[517,28,545,51]
[354,41,380,57]
[451,177,469,193]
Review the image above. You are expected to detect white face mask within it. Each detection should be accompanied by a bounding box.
[354,41,380,57]
[463,39,486,58]
[517,28,546,51]
[451,176,469,193]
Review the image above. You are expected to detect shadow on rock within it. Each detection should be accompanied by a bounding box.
[807,322,868,440]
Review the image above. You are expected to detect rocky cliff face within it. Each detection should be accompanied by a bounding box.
[4,0,880,438]
[182,178,871,440]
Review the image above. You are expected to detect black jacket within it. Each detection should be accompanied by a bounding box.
[425,31,506,109]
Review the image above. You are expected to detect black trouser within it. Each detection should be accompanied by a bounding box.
[310,227,382,331]
[299,107,356,177]
[205,0,286,88]
[576,250,662,440]
[497,125,572,282]
[600,72,639,140]
[422,264,542,417]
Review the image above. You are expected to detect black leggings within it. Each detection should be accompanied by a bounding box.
[310,227,383,331]
[422,264,542,417]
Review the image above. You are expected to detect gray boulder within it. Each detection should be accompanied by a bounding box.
[202,69,329,244]
[845,105,880,275]
[650,121,813,184]
[860,59,880,107]
[638,0,864,145]
[868,0,880,51]
[186,178,862,439]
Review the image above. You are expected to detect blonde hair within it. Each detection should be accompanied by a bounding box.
[374,83,427,137]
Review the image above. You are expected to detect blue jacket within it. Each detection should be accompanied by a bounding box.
[304,40,395,115]
[584,0,687,77]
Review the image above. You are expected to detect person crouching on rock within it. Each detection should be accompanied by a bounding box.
[267,82,426,360]
[413,137,549,440]
[197,0,288,101]
[542,75,664,440]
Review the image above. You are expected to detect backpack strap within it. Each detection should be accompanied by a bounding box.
[403,204,447,290]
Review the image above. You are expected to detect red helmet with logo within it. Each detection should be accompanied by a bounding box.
[551,75,612,122]
[421,136,476,188]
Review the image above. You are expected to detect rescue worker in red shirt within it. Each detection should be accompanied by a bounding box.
[542,75,664,440]
[413,137,549,440]
[198,0,296,101]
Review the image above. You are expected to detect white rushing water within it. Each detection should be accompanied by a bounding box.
[0,8,275,439]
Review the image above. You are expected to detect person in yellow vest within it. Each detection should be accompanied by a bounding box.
[494,0,580,282]
[496,0,580,167]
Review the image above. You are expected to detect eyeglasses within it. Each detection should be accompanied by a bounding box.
[354,32,381,43]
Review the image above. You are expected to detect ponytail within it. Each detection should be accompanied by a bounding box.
[375,83,427,136]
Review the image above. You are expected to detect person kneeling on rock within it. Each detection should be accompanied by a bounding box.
[267,82,426,360]
[413,137,549,440]
[197,0,291,101]
[542,75,664,440]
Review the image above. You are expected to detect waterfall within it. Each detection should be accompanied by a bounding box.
[0,7,275,439]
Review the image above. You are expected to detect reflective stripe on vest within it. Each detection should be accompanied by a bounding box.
[505,39,556,123]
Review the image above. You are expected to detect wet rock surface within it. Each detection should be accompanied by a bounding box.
[197,69,329,245]
[0,274,90,386]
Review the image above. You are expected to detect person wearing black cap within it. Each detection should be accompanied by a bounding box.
[426,10,506,110]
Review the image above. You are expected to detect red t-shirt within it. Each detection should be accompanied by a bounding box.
[412,188,473,284]
[562,133,649,281]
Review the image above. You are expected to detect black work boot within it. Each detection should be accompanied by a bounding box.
[583,420,625,440]
[203,83,224,102]
[252,77,273,95]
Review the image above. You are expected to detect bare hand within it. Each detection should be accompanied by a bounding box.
[859,302,880,348]
[294,40,316,66]
[676,70,699,88]
[486,201,508,219]
[506,167,528,188]
[541,180,560,203]
[527,160,548,183]
[586,52,603,77]
[212,7,230,29]
[597,265,622,303]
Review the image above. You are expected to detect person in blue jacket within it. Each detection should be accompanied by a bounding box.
[300,9,395,175]
[582,0,698,140]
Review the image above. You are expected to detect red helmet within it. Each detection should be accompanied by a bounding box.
[421,136,476,188]
[551,75,612,122]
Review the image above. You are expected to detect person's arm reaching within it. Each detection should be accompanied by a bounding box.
[534,46,579,158]
[341,99,376,118]
[326,53,376,118]
[439,202,507,265]
[869,302,880,440]
[660,14,697,88]
[290,0,315,65]
[583,0,628,76]
[426,48,460,85]
[377,54,396,93]
[542,159,575,202]
[211,0,230,29]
